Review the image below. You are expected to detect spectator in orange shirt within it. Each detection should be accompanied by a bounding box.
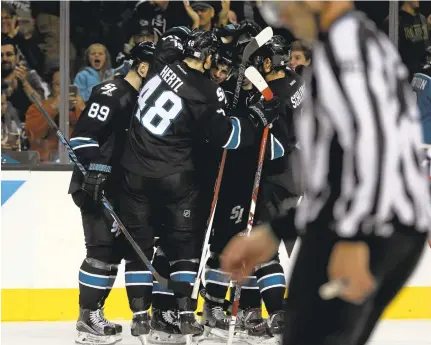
[25,68,85,162]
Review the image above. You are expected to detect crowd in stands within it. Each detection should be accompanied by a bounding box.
[1,0,430,163]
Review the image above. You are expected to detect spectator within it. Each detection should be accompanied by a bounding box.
[227,9,238,25]
[73,43,114,102]
[2,3,20,39]
[26,69,84,163]
[1,38,46,122]
[127,1,194,42]
[1,91,21,150]
[116,21,157,65]
[2,4,44,75]
[192,1,218,30]
[289,40,312,71]
[382,1,430,80]
[218,0,232,27]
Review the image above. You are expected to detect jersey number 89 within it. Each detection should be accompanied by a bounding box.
[137,75,183,135]
[88,103,110,121]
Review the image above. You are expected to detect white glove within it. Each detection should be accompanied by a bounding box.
[111,220,121,237]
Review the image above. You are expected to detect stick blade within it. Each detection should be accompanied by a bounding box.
[242,26,274,61]
[255,26,274,47]
[245,66,273,100]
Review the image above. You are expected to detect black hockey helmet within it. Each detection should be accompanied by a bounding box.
[251,37,289,74]
[184,29,219,62]
[129,41,156,66]
[272,35,287,47]
[214,46,236,68]
[162,26,191,43]
[236,19,262,54]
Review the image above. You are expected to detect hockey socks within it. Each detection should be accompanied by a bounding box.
[125,260,153,313]
[255,260,286,314]
[237,276,261,310]
[152,247,176,311]
[204,253,230,307]
[79,258,114,310]
[100,265,118,307]
[170,259,198,311]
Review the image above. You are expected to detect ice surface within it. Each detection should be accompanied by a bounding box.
[1,320,431,345]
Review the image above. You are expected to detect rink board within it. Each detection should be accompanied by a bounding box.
[1,171,431,321]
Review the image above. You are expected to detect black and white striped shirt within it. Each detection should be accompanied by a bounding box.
[271,10,431,240]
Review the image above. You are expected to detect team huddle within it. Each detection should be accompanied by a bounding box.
[69,20,304,345]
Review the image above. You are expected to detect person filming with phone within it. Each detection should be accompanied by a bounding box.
[25,68,84,162]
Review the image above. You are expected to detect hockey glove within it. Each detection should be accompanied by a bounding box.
[213,23,239,38]
[81,163,111,202]
[247,97,280,129]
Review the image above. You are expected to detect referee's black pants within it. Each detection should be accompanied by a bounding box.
[284,220,427,345]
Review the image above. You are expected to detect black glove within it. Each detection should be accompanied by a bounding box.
[81,163,111,202]
[247,97,280,129]
[214,23,239,38]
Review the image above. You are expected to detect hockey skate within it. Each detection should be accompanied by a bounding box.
[259,311,285,345]
[238,308,266,336]
[75,308,117,345]
[179,311,204,345]
[149,308,186,345]
[100,307,123,342]
[131,311,151,345]
[202,302,231,340]
[245,311,285,345]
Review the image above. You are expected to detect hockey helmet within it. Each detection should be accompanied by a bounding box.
[129,41,156,66]
[215,46,236,68]
[184,29,219,62]
[272,35,287,47]
[251,37,290,74]
[236,19,262,54]
[162,26,191,43]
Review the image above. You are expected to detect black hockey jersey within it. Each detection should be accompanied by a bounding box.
[68,78,138,195]
[121,59,259,178]
[263,70,304,175]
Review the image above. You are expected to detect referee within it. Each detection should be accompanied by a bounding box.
[221,2,431,345]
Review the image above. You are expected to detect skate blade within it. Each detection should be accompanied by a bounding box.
[245,336,281,345]
[206,327,229,340]
[148,330,186,345]
[114,333,123,342]
[137,335,149,345]
[185,334,192,345]
[76,331,117,345]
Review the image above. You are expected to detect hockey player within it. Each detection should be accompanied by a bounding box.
[203,37,305,343]
[118,28,279,342]
[202,22,269,338]
[411,47,431,145]
[209,46,236,86]
[68,41,155,345]
[145,26,201,345]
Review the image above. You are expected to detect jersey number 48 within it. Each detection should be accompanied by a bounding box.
[136,74,183,136]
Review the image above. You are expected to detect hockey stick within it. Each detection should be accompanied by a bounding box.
[232,26,273,109]
[227,67,274,345]
[191,148,227,300]
[192,27,274,300]
[30,93,192,297]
